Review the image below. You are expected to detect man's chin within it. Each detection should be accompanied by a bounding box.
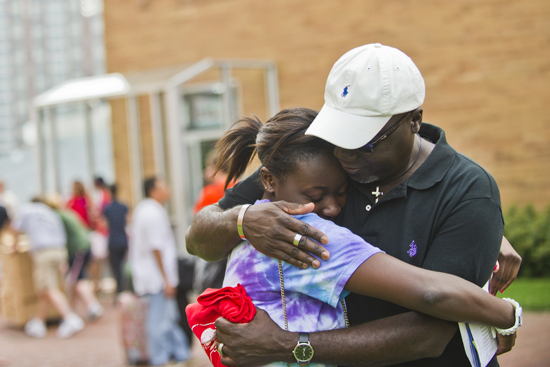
[349,174,379,184]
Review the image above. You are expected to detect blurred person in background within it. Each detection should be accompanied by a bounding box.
[11,198,84,339]
[65,178,109,293]
[129,177,190,366]
[193,149,238,214]
[103,184,129,296]
[0,205,8,285]
[66,181,93,229]
[42,196,104,321]
[0,206,8,366]
[0,181,18,220]
[88,215,108,293]
[93,176,112,213]
[90,178,111,293]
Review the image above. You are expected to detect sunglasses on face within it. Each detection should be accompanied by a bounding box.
[357,112,411,154]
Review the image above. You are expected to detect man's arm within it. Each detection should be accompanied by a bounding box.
[421,196,518,356]
[216,308,455,367]
[489,236,522,295]
[186,201,330,268]
[214,197,513,366]
[152,249,175,298]
[185,204,242,262]
[186,169,330,268]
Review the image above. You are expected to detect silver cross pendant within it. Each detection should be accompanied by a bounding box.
[372,186,384,203]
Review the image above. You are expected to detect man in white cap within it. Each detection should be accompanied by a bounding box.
[186,44,521,366]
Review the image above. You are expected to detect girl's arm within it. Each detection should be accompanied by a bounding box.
[345,253,515,329]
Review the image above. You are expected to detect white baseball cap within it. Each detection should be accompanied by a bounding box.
[306,43,425,149]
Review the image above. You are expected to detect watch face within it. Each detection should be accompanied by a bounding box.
[294,344,314,361]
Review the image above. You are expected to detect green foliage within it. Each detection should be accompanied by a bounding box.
[504,204,550,277]
[497,278,550,311]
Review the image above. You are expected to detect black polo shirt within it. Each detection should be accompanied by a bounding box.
[218,123,504,367]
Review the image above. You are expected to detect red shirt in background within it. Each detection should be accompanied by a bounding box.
[67,196,92,229]
[193,179,237,215]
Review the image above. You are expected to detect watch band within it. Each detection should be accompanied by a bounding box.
[298,332,307,367]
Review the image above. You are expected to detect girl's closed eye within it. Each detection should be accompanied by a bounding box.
[307,195,324,204]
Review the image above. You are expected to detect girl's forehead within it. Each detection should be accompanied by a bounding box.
[290,154,346,183]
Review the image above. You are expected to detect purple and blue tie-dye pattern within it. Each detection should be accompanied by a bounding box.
[223,200,383,367]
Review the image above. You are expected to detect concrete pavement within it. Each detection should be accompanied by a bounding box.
[0,298,547,367]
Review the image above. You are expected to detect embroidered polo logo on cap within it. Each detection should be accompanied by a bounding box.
[407,241,417,257]
[341,85,350,98]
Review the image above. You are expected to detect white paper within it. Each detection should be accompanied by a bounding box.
[458,281,498,367]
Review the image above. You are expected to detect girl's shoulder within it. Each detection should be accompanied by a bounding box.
[293,212,369,249]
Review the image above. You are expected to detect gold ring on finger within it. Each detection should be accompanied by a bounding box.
[293,233,303,246]
[218,342,225,357]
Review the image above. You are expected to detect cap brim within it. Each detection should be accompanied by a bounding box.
[305,104,391,150]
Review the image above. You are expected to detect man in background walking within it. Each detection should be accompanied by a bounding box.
[12,198,84,339]
[129,177,189,366]
[103,184,129,296]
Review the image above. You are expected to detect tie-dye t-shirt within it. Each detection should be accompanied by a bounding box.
[223,200,383,367]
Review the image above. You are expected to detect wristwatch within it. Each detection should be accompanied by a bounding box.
[293,333,314,366]
[495,298,523,336]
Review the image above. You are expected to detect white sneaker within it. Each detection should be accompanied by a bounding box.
[87,302,104,321]
[56,313,84,339]
[24,318,46,338]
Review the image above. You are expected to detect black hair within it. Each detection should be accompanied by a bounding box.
[143,177,157,198]
[110,184,118,198]
[215,107,334,189]
[0,206,8,229]
[94,176,107,187]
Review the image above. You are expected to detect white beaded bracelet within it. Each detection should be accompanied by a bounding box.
[494,298,523,336]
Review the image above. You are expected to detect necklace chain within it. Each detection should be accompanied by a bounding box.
[278,260,349,366]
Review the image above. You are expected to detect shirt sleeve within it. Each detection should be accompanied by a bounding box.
[218,168,264,210]
[10,206,27,232]
[282,213,384,307]
[422,196,504,287]
[140,211,166,251]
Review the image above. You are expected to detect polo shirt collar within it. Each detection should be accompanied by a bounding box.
[407,123,456,190]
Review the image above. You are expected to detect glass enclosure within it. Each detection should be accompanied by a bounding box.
[37,100,114,199]
[180,81,240,221]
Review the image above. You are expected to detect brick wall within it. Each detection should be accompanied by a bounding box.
[109,98,132,206]
[104,0,550,209]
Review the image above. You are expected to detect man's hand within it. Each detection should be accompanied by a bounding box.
[215,308,294,366]
[242,201,330,269]
[164,285,176,298]
[496,332,517,355]
[490,236,522,295]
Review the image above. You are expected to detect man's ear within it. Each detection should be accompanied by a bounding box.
[260,167,275,193]
[410,107,423,134]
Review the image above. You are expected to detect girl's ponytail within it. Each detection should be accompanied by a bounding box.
[214,116,262,189]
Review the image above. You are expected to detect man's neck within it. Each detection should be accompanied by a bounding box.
[148,195,164,205]
[371,136,435,195]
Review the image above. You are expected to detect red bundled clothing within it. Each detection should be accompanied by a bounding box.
[185,284,256,367]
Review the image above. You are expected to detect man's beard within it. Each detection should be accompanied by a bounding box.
[350,174,379,184]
